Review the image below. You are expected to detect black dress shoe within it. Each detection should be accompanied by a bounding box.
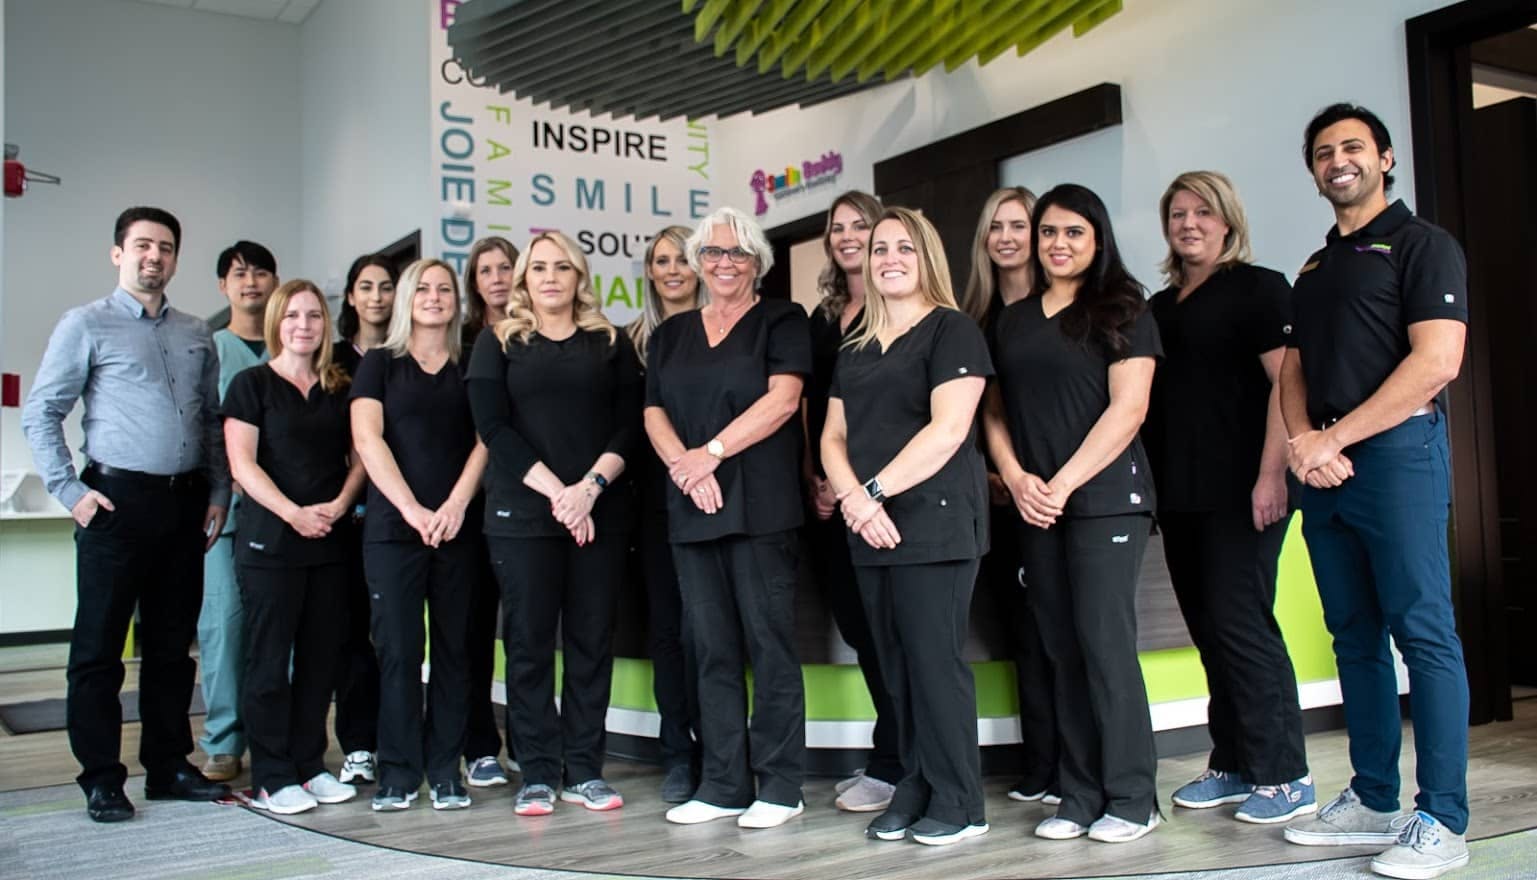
[86,785,135,823]
[144,767,231,801]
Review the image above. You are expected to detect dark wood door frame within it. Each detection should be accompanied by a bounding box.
[1406,0,1537,725]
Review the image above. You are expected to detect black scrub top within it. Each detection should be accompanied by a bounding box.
[1289,199,1468,425]
[805,304,863,478]
[334,342,364,380]
[630,336,670,516]
[831,308,992,566]
[992,297,1162,519]
[222,364,353,567]
[466,326,641,538]
[645,297,812,543]
[350,348,479,544]
[1145,264,1291,513]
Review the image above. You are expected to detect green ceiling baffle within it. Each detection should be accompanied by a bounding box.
[446,0,1123,121]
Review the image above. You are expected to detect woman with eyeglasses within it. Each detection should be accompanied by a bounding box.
[644,207,811,830]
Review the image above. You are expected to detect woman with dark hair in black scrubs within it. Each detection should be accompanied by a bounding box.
[331,254,395,787]
[467,231,639,818]
[352,258,488,812]
[983,184,1163,844]
[963,186,1060,806]
[458,236,521,789]
[1145,171,1313,823]
[803,190,903,814]
[225,280,366,814]
[645,206,811,830]
[822,208,993,846]
[626,224,707,803]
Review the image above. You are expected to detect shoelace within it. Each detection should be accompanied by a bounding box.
[1317,789,1356,819]
[1390,812,1431,846]
[1253,784,1283,799]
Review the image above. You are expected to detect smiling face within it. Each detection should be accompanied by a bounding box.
[869,218,921,301]
[827,201,873,275]
[412,265,458,329]
[525,237,579,317]
[1310,118,1392,209]
[474,245,515,313]
[348,265,395,331]
[986,198,1032,270]
[279,289,326,359]
[1165,189,1230,270]
[112,220,179,294]
[646,236,698,308]
[220,257,277,317]
[1037,205,1097,283]
[700,225,758,301]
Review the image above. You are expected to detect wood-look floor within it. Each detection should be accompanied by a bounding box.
[3,645,1534,880]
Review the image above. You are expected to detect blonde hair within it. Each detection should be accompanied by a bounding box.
[264,279,347,393]
[495,231,617,347]
[627,225,707,362]
[384,259,464,363]
[1159,170,1253,287]
[815,191,882,321]
[960,186,1037,324]
[847,208,960,351]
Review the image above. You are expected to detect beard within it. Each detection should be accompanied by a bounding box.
[137,271,167,290]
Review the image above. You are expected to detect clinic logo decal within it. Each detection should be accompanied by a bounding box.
[749,151,843,215]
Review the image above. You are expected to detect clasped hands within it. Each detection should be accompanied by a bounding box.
[1006,471,1068,529]
[400,496,470,548]
[287,497,353,540]
[1286,429,1354,489]
[837,486,901,550]
[669,447,723,515]
[550,482,598,546]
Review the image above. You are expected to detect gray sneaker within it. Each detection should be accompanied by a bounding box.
[1370,812,1469,879]
[560,778,624,811]
[1284,787,1403,846]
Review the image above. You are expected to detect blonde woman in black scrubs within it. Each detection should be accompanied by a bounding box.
[467,231,640,817]
[821,207,992,846]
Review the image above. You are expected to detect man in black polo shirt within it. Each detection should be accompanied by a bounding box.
[1277,104,1470,879]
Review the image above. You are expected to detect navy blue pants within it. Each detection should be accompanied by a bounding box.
[1299,412,1469,833]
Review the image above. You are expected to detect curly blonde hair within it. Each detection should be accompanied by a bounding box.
[494,231,617,347]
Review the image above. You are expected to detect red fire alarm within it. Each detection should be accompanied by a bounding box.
[1,373,20,408]
[4,144,61,197]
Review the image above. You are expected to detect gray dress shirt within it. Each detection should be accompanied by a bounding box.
[22,287,231,512]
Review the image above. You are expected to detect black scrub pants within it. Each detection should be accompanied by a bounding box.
[671,530,806,808]
[489,530,623,788]
[68,469,207,794]
[636,508,700,773]
[365,537,475,789]
[1160,509,1307,785]
[240,561,347,794]
[856,558,985,827]
[462,536,507,764]
[333,527,379,755]
[1018,514,1157,826]
[982,503,1058,794]
[807,515,901,784]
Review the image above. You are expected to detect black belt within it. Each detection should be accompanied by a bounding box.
[85,462,205,491]
[1317,404,1433,431]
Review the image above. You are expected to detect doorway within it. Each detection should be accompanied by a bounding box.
[1407,0,1537,724]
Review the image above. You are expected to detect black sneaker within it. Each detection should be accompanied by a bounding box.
[910,817,990,846]
[660,765,695,804]
[431,780,472,810]
[866,809,918,841]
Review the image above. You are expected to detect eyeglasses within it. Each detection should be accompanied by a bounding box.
[698,246,755,265]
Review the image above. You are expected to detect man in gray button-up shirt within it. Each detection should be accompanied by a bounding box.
[22,206,233,822]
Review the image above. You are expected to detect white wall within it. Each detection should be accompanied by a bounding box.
[1,0,302,471]
[297,0,430,293]
[716,0,1451,291]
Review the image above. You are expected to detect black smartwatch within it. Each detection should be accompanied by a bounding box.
[862,476,886,503]
[585,471,609,491]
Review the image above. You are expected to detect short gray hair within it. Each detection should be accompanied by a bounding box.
[686,206,775,283]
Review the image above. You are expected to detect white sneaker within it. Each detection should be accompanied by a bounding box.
[1088,811,1162,843]
[1035,816,1088,839]
[737,799,804,829]
[339,750,376,785]
[665,799,747,824]
[303,772,357,804]
[251,784,318,815]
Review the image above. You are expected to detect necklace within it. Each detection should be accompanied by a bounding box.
[709,296,757,335]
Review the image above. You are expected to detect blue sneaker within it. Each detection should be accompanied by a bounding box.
[1235,776,1317,824]
[1172,769,1252,808]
